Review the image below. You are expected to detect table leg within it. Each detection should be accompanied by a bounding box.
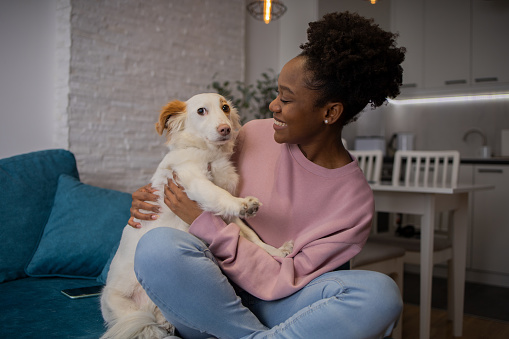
[420,195,435,339]
[452,193,468,336]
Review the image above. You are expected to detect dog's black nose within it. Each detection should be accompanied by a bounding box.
[217,124,231,136]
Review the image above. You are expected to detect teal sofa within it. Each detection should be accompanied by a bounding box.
[0,149,132,338]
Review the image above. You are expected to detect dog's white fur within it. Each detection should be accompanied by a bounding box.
[100,93,293,339]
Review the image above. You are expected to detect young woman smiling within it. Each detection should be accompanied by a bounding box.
[129,11,406,339]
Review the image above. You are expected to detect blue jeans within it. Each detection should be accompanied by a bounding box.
[134,228,402,339]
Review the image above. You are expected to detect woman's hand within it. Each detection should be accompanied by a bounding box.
[128,184,160,228]
[164,177,203,225]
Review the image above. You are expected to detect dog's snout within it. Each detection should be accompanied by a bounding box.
[217,124,231,137]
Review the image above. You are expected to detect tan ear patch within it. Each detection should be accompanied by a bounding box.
[155,100,187,135]
[219,97,231,115]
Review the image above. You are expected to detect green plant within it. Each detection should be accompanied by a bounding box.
[208,69,278,123]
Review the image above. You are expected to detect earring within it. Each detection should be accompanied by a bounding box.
[324,119,329,124]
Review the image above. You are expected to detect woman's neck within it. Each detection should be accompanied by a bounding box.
[298,137,351,169]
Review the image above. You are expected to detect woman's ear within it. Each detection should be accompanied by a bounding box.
[324,103,344,125]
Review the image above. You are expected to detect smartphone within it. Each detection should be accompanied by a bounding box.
[61,285,103,299]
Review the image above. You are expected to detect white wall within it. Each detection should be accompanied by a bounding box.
[245,11,280,87]
[278,0,318,70]
[1,0,245,194]
[66,0,245,192]
[319,0,392,30]
[0,1,57,159]
[245,0,318,86]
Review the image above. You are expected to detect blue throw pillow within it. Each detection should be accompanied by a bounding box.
[25,174,131,279]
[96,240,120,284]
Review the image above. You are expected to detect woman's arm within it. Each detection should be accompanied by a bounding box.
[128,184,161,228]
[128,179,204,228]
[163,179,203,225]
[189,211,369,300]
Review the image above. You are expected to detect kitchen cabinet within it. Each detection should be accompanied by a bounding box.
[460,163,509,286]
[391,0,509,96]
[390,0,424,89]
[470,165,509,275]
[472,0,509,85]
[423,0,470,89]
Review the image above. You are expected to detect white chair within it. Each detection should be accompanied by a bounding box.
[350,150,383,184]
[392,150,460,187]
[350,150,404,339]
[370,150,461,324]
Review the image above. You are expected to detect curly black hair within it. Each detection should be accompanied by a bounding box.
[299,11,406,125]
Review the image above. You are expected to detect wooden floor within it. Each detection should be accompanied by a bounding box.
[400,304,509,339]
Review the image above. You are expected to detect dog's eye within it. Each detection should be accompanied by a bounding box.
[197,107,207,115]
[222,105,230,113]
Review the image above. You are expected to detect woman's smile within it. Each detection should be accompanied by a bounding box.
[273,118,287,129]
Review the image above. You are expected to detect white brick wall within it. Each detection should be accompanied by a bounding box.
[57,0,245,193]
[55,0,71,151]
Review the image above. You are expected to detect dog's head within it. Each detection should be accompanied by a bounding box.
[156,93,241,148]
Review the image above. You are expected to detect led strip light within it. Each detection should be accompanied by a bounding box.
[389,93,509,105]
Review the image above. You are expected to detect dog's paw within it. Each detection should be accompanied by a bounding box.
[279,240,294,257]
[239,196,261,218]
[161,322,175,336]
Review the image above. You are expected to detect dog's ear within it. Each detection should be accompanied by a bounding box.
[156,100,186,136]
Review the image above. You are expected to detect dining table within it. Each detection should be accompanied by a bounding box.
[369,182,494,339]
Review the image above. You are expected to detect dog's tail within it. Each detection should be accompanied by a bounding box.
[100,311,174,339]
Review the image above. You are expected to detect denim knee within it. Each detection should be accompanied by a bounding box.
[330,270,403,326]
[135,227,175,266]
[371,271,403,321]
[134,227,213,283]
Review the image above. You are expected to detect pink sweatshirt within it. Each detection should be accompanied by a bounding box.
[189,119,373,300]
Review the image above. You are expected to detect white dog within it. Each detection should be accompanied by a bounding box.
[100,93,293,339]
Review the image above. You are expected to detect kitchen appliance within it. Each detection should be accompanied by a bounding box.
[388,132,414,154]
[354,136,386,155]
[479,145,491,158]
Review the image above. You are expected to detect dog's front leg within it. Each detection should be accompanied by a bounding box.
[178,172,260,219]
[234,217,294,257]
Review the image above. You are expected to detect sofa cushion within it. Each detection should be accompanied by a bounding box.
[96,240,120,284]
[0,277,106,338]
[25,174,131,279]
[0,149,79,283]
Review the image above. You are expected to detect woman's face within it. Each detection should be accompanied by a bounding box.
[269,56,327,146]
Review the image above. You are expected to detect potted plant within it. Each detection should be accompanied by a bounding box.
[208,69,278,124]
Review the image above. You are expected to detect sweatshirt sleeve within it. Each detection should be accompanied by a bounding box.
[188,202,372,301]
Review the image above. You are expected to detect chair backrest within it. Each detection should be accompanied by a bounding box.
[392,150,460,187]
[350,150,383,184]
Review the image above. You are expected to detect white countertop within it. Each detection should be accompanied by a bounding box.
[370,182,494,194]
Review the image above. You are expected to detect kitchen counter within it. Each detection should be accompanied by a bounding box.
[381,156,509,165]
[460,157,509,165]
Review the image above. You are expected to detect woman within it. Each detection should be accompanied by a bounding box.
[131,12,406,339]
